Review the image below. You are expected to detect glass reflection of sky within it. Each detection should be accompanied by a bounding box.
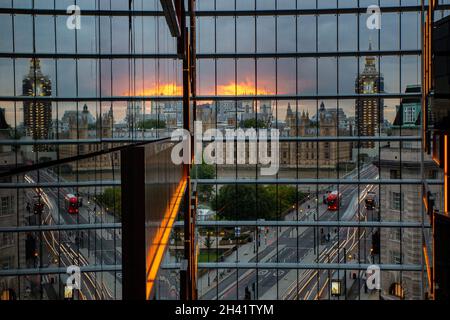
[0,1,421,125]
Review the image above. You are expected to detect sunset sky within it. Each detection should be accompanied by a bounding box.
[0,2,422,125]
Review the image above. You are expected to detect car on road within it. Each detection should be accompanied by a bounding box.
[365,191,377,210]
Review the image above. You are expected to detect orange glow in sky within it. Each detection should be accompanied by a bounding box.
[123,80,274,96]
[217,79,273,96]
[130,83,183,96]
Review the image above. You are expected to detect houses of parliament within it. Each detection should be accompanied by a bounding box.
[280,102,353,169]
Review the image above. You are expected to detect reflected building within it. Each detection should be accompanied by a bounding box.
[355,51,384,149]
[150,101,182,128]
[378,87,441,299]
[126,102,142,135]
[22,59,52,151]
[281,102,352,169]
[0,109,25,300]
[197,103,215,131]
[60,105,118,172]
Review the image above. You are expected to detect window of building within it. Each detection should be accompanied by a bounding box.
[390,229,401,241]
[404,106,416,123]
[0,256,14,270]
[390,251,402,264]
[390,192,403,211]
[390,169,401,179]
[0,196,12,216]
[428,170,438,179]
[0,233,14,248]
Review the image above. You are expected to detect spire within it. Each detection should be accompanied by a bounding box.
[320,101,325,111]
[32,58,41,69]
[29,58,42,74]
[108,105,114,123]
[365,37,376,67]
[287,103,293,117]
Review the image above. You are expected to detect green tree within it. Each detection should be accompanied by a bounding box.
[96,187,121,220]
[212,185,276,220]
[138,119,166,129]
[266,185,304,214]
[212,185,303,221]
[240,118,267,129]
[192,162,216,202]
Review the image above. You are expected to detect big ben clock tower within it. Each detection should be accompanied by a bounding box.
[355,47,384,149]
[23,58,52,151]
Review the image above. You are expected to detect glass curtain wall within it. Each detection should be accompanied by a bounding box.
[0,0,180,300]
[156,0,444,301]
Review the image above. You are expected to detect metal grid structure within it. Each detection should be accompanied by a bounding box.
[156,0,449,301]
[0,0,180,300]
[0,0,449,300]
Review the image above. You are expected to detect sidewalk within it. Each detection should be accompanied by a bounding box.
[197,202,320,297]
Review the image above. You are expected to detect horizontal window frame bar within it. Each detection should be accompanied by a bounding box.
[174,220,428,229]
[0,8,165,16]
[1,179,440,189]
[0,138,170,179]
[195,6,443,16]
[196,93,421,101]
[0,136,420,146]
[0,6,437,17]
[0,223,121,233]
[0,265,121,276]
[0,50,421,59]
[196,179,439,185]
[0,138,164,145]
[0,181,120,189]
[203,136,421,142]
[0,93,421,102]
[161,262,422,272]
[197,51,421,58]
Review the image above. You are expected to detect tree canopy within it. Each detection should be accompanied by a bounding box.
[192,162,216,202]
[211,185,303,221]
[96,187,121,220]
[240,118,267,129]
[138,119,166,129]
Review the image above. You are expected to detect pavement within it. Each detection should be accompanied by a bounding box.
[193,164,379,300]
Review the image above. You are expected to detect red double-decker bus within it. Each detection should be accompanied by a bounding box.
[64,194,79,214]
[326,191,342,211]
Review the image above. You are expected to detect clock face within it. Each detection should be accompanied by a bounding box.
[33,83,43,96]
[363,81,374,94]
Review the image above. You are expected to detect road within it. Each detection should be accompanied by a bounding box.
[24,169,121,299]
[199,164,379,300]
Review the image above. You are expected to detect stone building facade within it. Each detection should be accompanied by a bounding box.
[378,97,441,299]
[59,105,119,172]
[280,102,352,169]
